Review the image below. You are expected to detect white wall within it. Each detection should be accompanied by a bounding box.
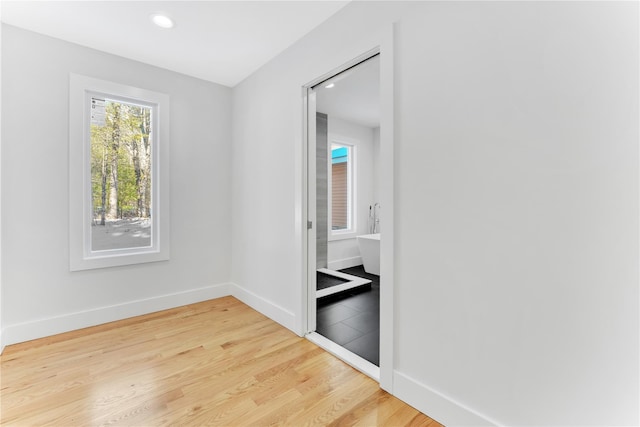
[326,117,376,270]
[372,127,380,207]
[231,2,638,426]
[0,8,4,353]
[230,3,396,333]
[1,25,233,345]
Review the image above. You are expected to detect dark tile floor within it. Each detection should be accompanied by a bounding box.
[316,265,380,366]
[317,271,350,290]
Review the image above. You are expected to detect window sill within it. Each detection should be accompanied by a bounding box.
[328,231,358,242]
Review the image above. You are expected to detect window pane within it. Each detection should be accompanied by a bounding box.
[331,144,350,231]
[90,99,152,251]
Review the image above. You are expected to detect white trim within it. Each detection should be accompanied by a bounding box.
[69,73,170,271]
[296,86,311,337]
[293,87,316,336]
[317,267,367,282]
[229,283,298,333]
[316,268,371,298]
[327,233,357,242]
[327,255,362,271]
[393,371,501,427]
[307,332,380,381]
[0,10,3,357]
[301,42,395,388]
[328,137,357,238]
[378,23,395,393]
[1,281,302,349]
[2,283,232,346]
[305,87,318,334]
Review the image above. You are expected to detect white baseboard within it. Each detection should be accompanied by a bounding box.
[229,283,297,333]
[327,256,362,271]
[2,283,232,347]
[2,282,298,348]
[393,371,500,427]
[0,329,5,355]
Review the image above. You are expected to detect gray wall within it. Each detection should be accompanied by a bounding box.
[315,112,328,269]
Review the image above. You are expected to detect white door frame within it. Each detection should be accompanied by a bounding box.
[301,24,395,392]
[305,87,318,334]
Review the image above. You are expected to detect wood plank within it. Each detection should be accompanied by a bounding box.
[0,296,442,426]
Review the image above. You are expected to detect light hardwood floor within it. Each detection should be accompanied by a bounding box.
[1,297,443,426]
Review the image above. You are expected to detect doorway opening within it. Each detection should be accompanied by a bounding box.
[304,52,382,379]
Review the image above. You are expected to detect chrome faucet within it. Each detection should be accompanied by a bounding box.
[373,203,380,234]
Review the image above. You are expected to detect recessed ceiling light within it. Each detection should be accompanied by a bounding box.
[325,83,335,89]
[151,13,174,29]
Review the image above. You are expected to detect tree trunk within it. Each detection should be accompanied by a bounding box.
[100,144,107,226]
[107,104,120,220]
[134,107,149,217]
[132,137,142,217]
[140,108,151,218]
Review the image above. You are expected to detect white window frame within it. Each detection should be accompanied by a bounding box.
[69,74,170,271]
[328,137,357,240]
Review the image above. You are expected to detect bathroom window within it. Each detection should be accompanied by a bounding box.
[330,142,354,235]
[69,74,170,271]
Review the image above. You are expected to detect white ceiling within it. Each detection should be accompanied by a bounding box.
[316,54,379,128]
[0,0,350,87]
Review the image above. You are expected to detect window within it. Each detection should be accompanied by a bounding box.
[69,75,170,271]
[329,142,354,236]
[90,99,152,251]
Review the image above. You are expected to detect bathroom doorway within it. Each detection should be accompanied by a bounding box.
[305,52,382,378]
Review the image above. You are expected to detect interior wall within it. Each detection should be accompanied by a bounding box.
[0,9,4,353]
[231,1,639,425]
[372,127,380,209]
[1,25,233,344]
[394,3,638,425]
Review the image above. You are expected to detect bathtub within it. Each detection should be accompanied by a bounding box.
[357,233,380,275]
